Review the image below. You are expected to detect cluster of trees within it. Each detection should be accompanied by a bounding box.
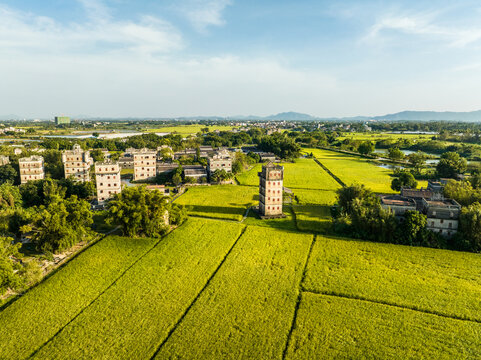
[333,184,481,252]
[0,179,94,296]
[333,185,444,248]
[106,186,187,237]
[391,170,418,191]
[257,132,300,159]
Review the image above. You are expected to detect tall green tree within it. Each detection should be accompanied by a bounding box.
[407,152,426,174]
[459,202,481,252]
[0,165,17,185]
[391,171,418,191]
[387,147,405,161]
[436,152,467,178]
[29,195,93,253]
[358,141,374,155]
[107,186,170,237]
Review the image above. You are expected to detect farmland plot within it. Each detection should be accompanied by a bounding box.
[155,226,313,359]
[236,159,340,191]
[31,218,244,360]
[286,293,481,359]
[304,148,396,193]
[304,236,481,321]
[174,185,257,221]
[293,204,332,233]
[0,236,158,360]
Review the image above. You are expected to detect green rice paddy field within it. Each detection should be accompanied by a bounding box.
[3,148,480,359]
[1,218,480,359]
[304,148,398,193]
[174,185,258,221]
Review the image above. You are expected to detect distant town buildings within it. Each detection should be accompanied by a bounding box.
[62,144,92,182]
[55,116,71,125]
[133,148,157,181]
[95,162,121,205]
[258,163,284,218]
[19,156,44,184]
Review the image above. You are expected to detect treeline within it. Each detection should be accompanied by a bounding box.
[332,185,481,253]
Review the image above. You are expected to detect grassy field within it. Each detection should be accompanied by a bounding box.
[236,159,341,191]
[304,236,481,321]
[0,236,158,360]
[304,148,396,193]
[286,293,481,359]
[293,204,332,233]
[155,226,313,359]
[145,124,235,135]
[31,218,244,359]
[174,185,258,221]
[294,189,338,205]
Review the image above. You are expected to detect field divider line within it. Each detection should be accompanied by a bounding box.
[302,290,481,325]
[282,234,317,360]
[26,235,168,360]
[312,158,346,187]
[149,225,248,360]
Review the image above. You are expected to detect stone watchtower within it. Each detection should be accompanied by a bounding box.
[258,163,285,218]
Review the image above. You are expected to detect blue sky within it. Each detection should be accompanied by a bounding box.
[1,0,481,118]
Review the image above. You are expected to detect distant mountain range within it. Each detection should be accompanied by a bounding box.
[3,110,481,122]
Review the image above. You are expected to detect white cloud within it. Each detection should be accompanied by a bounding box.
[0,3,183,57]
[179,0,232,32]
[364,12,481,47]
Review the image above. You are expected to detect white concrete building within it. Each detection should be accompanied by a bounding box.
[0,155,9,166]
[19,156,45,184]
[208,152,232,175]
[62,144,92,182]
[133,148,157,181]
[95,162,121,204]
[423,198,461,238]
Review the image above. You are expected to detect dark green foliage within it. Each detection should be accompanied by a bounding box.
[0,165,17,185]
[358,141,374,155]
[335,184,444,248]
[436,152,467,178]
[30,195,93,253]
[443,180,481,206]
[407,152,426,174]
[107,186,170,237]
[391,171,418,191]
[458,202,481,252]
[43,149,64,179]
[387,147,404,161]
[90,149,105,162]
[336,184,372,214]
[169,204,188,226]
[0,183,22,210]
[0,236,22,293]
[211,169,232,183]
[257,133,300,159]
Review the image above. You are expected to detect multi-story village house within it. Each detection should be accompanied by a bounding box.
[19,156,45,184]
[133,148,157,181]
[95,162,121,205]
[62,144,92,182]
